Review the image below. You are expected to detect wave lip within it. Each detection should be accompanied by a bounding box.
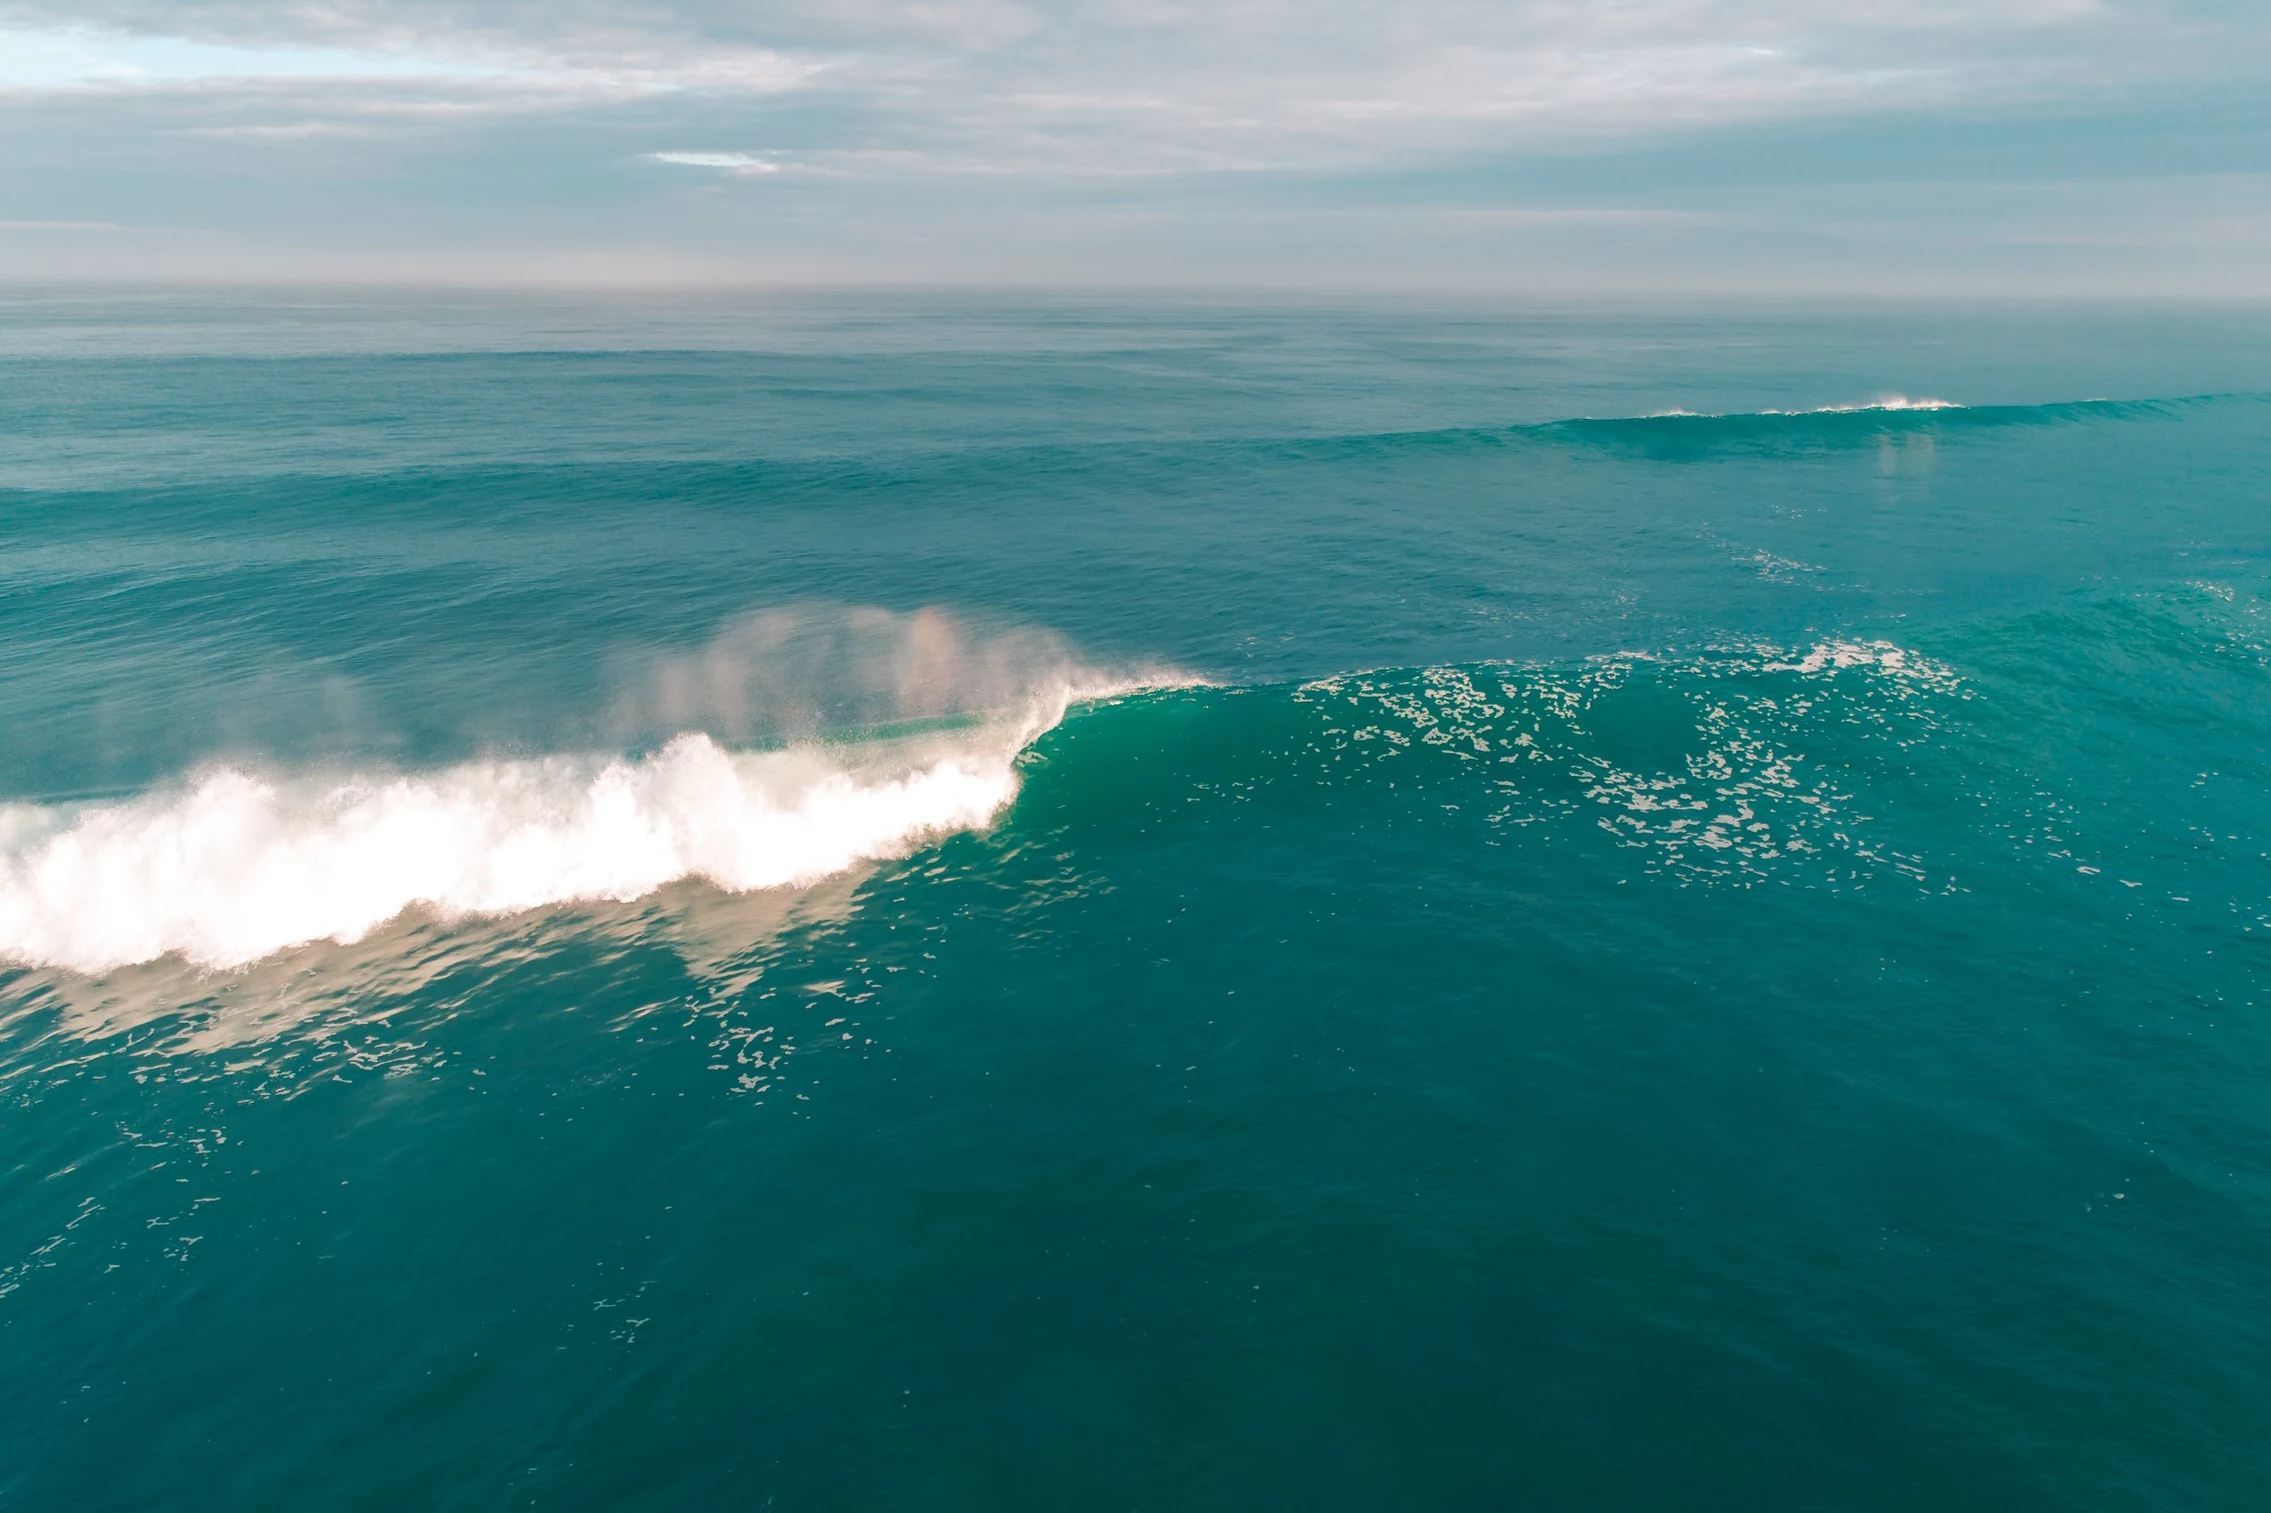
[0,729,1031,976]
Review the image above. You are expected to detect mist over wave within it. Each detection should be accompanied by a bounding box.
[604,604,1106,750]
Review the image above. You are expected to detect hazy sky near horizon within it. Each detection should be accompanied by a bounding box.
[1,1,2266,291]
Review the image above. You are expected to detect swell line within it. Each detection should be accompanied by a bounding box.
[1303,392,2260,462]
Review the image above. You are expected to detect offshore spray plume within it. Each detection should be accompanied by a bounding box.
[604,605,1135,752]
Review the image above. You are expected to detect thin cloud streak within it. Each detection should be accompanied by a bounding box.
[652,151,782,174]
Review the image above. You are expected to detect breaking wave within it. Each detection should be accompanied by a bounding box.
[0,606,1176,975]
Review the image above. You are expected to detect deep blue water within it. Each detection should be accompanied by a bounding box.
[4,292,2271,1509]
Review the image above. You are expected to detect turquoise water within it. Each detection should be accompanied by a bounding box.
[4,293,2271,1509]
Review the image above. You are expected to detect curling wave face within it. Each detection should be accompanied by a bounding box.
[0,728,1034,975]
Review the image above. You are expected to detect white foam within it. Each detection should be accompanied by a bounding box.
[0,728,1032,975]
[1809,395,1963,414]
[1765,638,1955,682]
[1629,397,1964,420]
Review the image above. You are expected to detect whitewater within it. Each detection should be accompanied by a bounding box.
[0,731,1034,974]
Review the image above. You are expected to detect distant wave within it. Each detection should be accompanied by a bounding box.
[1527,394,2223,447]
[1293,392,2257,467]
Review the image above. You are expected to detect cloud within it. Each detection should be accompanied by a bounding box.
[0,1,2264,288]
[0,23,509,87]
[5,3,2263,173]
[652,151,782,174]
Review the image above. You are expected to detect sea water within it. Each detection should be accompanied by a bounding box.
[3,292,2269,1509]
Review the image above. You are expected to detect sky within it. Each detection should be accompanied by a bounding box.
[0,0,2266,291]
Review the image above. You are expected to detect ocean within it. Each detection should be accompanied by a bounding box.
[4,291,2269,1510]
